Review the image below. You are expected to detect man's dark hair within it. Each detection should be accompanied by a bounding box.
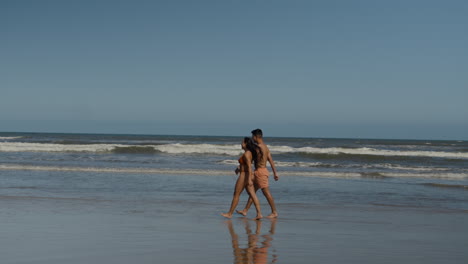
[251,128,263,138]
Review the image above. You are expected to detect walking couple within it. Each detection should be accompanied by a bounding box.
[221,129,279,220]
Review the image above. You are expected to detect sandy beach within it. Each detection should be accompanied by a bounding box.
[1,169,467,264]
[3,0,468,262]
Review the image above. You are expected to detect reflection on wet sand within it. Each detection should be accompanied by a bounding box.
[226,219,278,264]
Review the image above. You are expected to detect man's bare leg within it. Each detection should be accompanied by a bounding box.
[261,187,278,218]
[243,218,258,262]
[238,187,278,218]
[269,218,277,235]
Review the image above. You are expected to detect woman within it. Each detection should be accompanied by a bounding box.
[221,137,263,220]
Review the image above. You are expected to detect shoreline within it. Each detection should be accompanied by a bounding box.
[1,164,467,180]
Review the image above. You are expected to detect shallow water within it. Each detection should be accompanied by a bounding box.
[1,170,467,264]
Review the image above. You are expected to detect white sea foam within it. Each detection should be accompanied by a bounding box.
[286,171,468,179]
[218,159,331,168]
[376,172,468,179]
[1,142,468,159]
[0,164,225,175]
[268,145,468,159]
[218,160,455,172]
[218,160,242,165]
[0,164,466,179]
[0,142,122,153]
[371,164,451,172]
[0,142,243,155]
[0,136,23,140]
[154,143,242,155]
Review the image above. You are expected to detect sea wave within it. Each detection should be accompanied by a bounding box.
[268,146,468,159]
[217,160,454,171]
[0,164,467,179]
[218,159,339,168]
[154,143,241,155]
[0,142,243,155]
[370,164,451,172]
[1,142,468,159]
[112,146,160,154]
[0,136,23,140]
[0,142,120,153]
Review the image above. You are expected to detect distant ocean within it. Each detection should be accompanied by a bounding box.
[1,132,467,180]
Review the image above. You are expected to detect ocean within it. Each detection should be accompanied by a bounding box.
[1,132,467,208]
[1,132,468,263]
[1,132,467,174]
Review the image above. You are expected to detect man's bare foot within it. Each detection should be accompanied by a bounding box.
[254,214,263,220]
[266,212,278,218]
[221,213,233,219]
[236,210,247,216]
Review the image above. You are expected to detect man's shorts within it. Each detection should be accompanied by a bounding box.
[254,167,269,189]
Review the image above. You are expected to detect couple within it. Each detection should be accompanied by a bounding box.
[221,129,279,220]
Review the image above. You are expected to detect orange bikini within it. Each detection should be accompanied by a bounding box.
[238,155,246,165]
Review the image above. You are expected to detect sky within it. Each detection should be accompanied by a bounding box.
[1,0,467,139]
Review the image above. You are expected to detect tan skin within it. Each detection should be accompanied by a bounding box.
[221,140,263,220]
[226,218,278,264]
[237,135,279,218]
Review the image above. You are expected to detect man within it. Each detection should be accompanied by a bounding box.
[237,129,279,218]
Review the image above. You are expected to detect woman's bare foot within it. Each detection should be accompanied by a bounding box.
[254,214,263,220]
[236,210,247,216]
[266,212,278,218]
[221,213,233,219]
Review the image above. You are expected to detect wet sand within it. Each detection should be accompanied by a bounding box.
[1,196,467,263]
[1,171,468,263]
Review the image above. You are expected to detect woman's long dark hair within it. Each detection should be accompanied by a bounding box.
[244,137,262,165]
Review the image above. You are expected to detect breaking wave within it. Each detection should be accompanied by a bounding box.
[0,136,23,140]
[0,142,119,153]
[217,160,455,171]
[268,146,468,159]
[1,142,467,159]
[112,146,160,154]
[0,164,467,179]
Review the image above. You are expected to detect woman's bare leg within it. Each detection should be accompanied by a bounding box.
[238,187,278,218]
[221,173,246,218]
[236,186,259,216]
[226,220,245,263]
[239,218,258,263]
[245,184,262,220]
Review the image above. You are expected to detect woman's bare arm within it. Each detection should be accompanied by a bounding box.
[244,152,254,186]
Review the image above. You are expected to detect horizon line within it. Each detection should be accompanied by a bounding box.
[0,130,465,142]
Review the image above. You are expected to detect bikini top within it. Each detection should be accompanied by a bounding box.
[238,154,246,165]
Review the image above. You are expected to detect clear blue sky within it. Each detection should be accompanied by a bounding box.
[2,0,467,139]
